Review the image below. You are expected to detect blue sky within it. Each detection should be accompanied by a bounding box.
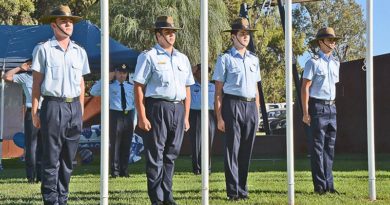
[298,0,390,66]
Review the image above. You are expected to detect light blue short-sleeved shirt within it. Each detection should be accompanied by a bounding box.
[190,81,215,110]
[90,80,135,111]
[212,47,261,98]
[13,72,33,108]
[13,72,43,109]
[133,44,195,101]
[302,51,340,100]
[31,36,90,98]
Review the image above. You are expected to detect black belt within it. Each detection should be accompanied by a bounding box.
[310,98,336,105]
[224,94,256,102]
[44,96,80,103]
[26,107,32,112]
[110,109,132,115]
[146,97,183,104]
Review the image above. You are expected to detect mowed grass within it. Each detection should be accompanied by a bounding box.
[0,154,390,205]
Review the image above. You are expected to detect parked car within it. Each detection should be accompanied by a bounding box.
[258,108,286,132]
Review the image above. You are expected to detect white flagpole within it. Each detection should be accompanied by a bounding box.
[285,0,294,204]
[201,0,209,204]
[0,69,4,171]
[100,0,110,204]
[366,0,376,201]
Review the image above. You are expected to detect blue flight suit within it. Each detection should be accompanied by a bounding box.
[90,79,135,177]
[13,72,43,183]
[212,47,261,198]
[134,44,194,204]
[303,51,339,192]
[32,36,90,205]
[188,81,216,174]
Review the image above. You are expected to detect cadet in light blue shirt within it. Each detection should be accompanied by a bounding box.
[188,64,217,175]
[2,60,43,183]
[90,64,135,177]
[30,5,90,204]
[212,18,260,201]
[301,27,342,195]
[133,16,194,205]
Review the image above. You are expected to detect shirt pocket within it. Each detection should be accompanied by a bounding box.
[154,64,170,86]
[72,62,83,85]
[48,64,61,80]
[332,68,339,83]
[178,65,190,85]
[227,66,241,85]
[315,66,327,82]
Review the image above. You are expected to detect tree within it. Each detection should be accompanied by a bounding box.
[293,0,366,62]
[85,0,230,65]
[0,0,35,25]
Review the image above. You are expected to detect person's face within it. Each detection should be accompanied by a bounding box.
[193,67,202,82]
[232,30,250,49]
[319,38,337,53]
[157,29,176,47]
[115,71,128,83]
[51,17,74,38]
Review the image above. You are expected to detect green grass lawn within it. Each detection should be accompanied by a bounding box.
[0,154,390,205]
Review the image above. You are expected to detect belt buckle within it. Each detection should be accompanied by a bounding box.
[124,110,128,115]
[65,98,73,103]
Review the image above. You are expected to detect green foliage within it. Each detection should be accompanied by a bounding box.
[0,0,35,25]
[86,0,230,65]
[293,0,366,62]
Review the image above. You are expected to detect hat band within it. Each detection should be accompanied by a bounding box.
[316,33,337,39]
[155,22,174,28]
[51,10,73,16]
[231,24,252,30]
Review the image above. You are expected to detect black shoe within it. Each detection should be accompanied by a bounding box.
[163,200,177,205]
[240,195,249,200]
[314,187,326,195]
[329,189,340,194]
[27,178,35,184]
[227,196,239,201]
[193,170,201,175]
[110,175,119,178]
[152,201,164,205]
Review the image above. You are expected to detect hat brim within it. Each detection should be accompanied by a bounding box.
[146,27,183,31]
[223,28,258,32]
[40,15,83,24]
[309,36,342,46]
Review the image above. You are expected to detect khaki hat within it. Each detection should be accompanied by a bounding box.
[40,5,82,24]
[148,16,182,31]
[223,17,258,33]
[309,27,342,46]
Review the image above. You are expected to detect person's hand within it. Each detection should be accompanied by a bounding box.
[302,114,311,126]
[20,62,31,71]
[184,119,190,132]
[109,72,115,81]
[138,117,152,131]
[32,113,41,128]
[217,119,225,132]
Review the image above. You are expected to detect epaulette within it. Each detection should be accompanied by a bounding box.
[109,80,115,84]
[37,39,50,45]
[218,48,230,57]
[249,51,257,57]
[311,54,320,60]
[72,40,84,49]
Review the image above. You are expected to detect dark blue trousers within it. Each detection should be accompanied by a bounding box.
[25,109,42,183]
[222,96,258,198]
[308,99,337,192]
[109,110,134,177]
[143,98,185,204]
[40,98,82,205]
[188,109,216,173]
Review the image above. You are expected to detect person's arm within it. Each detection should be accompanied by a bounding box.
[255,84,260,111]
[134,82,151,131]
[301,78,312,126]
[32,71,44,128]
[214,81,225,132]
[2,67,21,82]
[80,77,85,115]
[184,86,191,131]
